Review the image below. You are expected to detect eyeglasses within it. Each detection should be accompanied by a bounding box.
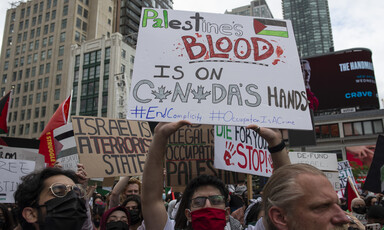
[49,183,86,198]
[190,195,226,208]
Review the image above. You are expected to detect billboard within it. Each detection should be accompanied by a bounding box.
[303,48,379,113]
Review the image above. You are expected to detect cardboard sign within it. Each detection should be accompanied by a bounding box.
[165,124,245,190]
[288,152,338,171]
[0,146,44,170]
[0,159,35,203]
[72,116,152,178]
[127,8,312,129]
[214,125,273,177]
[55,123,79,172]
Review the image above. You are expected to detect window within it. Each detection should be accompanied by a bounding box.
[38,79,42,89]
[19,21,24,30]
[61,19,67,29]
[33,53,38,62]
[20,57,24,66]
[39,64,44,75]
[19,125,24,135]
[75,31,80,42]
[29,42,33,51]
[35,108,39,118]
[36,27,41,36]
[14,97,19,107]
[17,33,22,43]
[43,91,47,102]
[83,9,88,18]
[24,82,28,92]
[57,60,63,71]
[55,89,60,100]
[76,18,82,29]
[343,120,384,136]
[25,124,30,135]
[4,61,9,71]
[30,29,35,39]
[122,49,126,58]
[36,92,41,103]
[25,19,29,29]
[32,66,36,76]
[33,122,38,133]
[42,37,47,47]
[47,0,51,9]
[45,12,50,22]
[47,49,52,59]
[63,5,68,16]
[21,110,25,120]
[45,63,50,73]
[60,32,66,42]
[14,58,19,68]
[39,1,44,12]
[48,36,53,46]
[40,122,45,132]
[315,124,340,139]
[44,77,49,88]
[59,46,64,56]
[2,74,7,84]
[23,32,28,41]
[82,22,87,31]
[28,94,33,105]
[9,24,14,34]
[77,5,82,15]
[56,74,61,85]
[30,80,34,90]
[41,106,46,117]
[50,23,55,33]
[27,109,31,119]
[51,10,56,20]
[15,46,20,55]
[26,68,31,78]
[22,96,27,106]
[16,84,21,94]
[13,112,17,121]
[32,17,36,26]
[38,15,42,24]
[35,40,39,49]
[43,25,48,35]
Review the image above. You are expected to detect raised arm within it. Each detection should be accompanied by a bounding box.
[109,176,131,209]
[142,121,191,230]
[246,125,291,170]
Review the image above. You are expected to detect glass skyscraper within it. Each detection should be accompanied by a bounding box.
[283,0,334,57]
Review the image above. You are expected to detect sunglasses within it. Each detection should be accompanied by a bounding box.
[190,195,226,208]
[49,183,86,198]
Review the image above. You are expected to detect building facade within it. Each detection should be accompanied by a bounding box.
[0,0,114,138]
[225,0,273,18]
[69,33,135,118]
[114,0,173,47]
[282,0,334,57]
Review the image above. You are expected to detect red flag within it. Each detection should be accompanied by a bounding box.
[0,91,12,134]
[39,95,70,166]
[346,177,358,212]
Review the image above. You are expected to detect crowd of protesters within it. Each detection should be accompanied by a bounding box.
[1,121,384,230]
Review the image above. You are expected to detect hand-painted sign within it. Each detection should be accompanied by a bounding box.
[0,159,35,203]
[166,124,245,190]
[288,152,338,171]
[72,116,152,178]
[127,8,312,129]
[214,125,273,177]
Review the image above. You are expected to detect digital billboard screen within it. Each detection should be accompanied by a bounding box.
[302,48,379,114]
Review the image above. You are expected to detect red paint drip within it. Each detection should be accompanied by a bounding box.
[196,33,202,38]
[272,59,280,65]
[276,46,284,57]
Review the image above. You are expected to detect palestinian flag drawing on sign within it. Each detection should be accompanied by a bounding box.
[253,19,288,38]
[0,91,12,134]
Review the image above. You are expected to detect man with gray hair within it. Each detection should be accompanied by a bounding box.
[261,163,349,230]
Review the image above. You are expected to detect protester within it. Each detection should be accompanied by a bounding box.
[261,163,350,229]
[13,166,91,230]
[351,197,367,225]
[141,120,290,230]
[99,206,130,230]
[365,195,379,208]
[366,205,384,227]
[109,177,141,209]
[0,203,15,230]
[243,198,263,227]
[121,195,143,230]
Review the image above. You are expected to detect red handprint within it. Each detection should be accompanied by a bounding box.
[224,141,236,166]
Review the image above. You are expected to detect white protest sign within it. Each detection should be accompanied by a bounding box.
[0,146,44,170]
[288,152,338,171]
[214,125,273,177]
[127,8,312,129]
[338,160,357,196]
[324,171,342,191]
[0,159,35,203]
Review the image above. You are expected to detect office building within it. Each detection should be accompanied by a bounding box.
[69,33,135,118]
[114,0,173,47]
[0,0,114,138]
[282,0,334,57]
[225,0,273,18]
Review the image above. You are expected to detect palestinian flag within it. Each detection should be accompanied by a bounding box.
[0,91,12,134]
[253,19,288,38]
[363,135,384,193]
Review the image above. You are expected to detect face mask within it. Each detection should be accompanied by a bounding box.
[128,209,141,225]
[106,221,129,230]
[352,206,366,214]
[191,207,226,230]
[39,190,88,230]
[94,220,100,228]
[162,193,166,201]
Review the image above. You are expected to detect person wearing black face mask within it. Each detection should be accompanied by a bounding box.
[121,195,143,230]
[14,165,93,230]
[351,198,367,225]
[99,206,130,230]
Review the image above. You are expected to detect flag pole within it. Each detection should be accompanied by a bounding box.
[67,90,73,123]
[347,176,360,198]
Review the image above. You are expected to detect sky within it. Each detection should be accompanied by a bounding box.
[0,0,383,107]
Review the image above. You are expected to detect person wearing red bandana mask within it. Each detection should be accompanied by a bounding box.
[142,121,290,230]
